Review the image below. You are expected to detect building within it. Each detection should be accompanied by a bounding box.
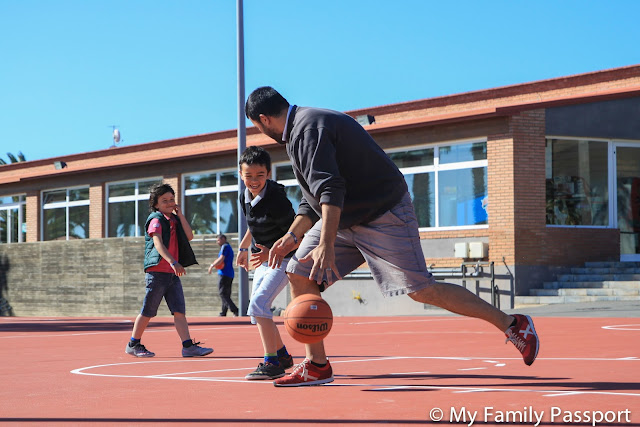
[1,64,639,316]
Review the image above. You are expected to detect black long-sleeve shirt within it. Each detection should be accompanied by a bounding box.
[284,105,408,229]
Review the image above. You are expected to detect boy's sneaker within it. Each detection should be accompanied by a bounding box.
[505,314,539,366]
[245,362,285,380]
[125,342,155,358]
[279,354,294,370]
[273,358,333,387]
[182,341,213,357]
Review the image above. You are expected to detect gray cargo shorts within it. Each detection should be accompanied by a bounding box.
[286,192,435,297]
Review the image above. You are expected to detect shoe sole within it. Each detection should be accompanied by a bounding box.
[273,376,334,387]
[523,315,539,366]
[245,372,286,380]
[125,350,155,357]
[182,348,214,357]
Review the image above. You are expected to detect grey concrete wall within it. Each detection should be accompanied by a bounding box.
[0,235,521,318]
[0,236,231,317]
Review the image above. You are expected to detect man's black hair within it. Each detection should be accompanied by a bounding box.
[245,86,290,121]
[239,145,272,172]
[148,183,174,212]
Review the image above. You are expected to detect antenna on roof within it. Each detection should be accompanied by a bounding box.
[108,125,123,148]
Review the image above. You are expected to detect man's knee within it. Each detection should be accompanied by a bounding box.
[408,283,439,304]
[286,272,321,297]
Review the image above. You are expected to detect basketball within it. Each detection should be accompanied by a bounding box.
[283,294,333,344]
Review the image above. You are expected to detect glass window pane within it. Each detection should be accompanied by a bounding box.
[138,180,161,195]
[220,171,238,186]
[389,148,434,168]
[43,190,67,204]
[285,186,302,212]
[405,172,435,228]
[438,167,488,227]
[109,182,136,198]
[439,142,487,164]
[185,173,216,190]
[138,199,149,237]
[69,187,89,202]
[0,210,6,243]
[109,201,136,237]
[545,139,609,226]
[10,208,19,243]
[0,195,23,205]
[43,207,66,240]
[185,193,217,235]
[276,165,296,181]
[69,205,89,239]
[219,191,238,233]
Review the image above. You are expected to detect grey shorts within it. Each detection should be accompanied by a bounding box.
[141,272,186,317]
[286,192,435,297]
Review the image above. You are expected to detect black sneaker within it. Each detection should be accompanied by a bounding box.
[125,342,155,358]
[245,362,285,380]
[279,354,294,370]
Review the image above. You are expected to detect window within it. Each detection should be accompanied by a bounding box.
[390,141,488,229]
[42,187,90,240]
[0,195,26,244]
[274,164,302,211]
[107,179,161,237]
[545,138,609,226]
[184,171,239,235]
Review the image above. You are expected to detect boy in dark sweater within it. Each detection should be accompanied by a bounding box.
[237,146,297,380]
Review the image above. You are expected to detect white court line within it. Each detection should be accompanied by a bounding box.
[70,355,640,398]
[350,318,468,325]
[602,324,640,331]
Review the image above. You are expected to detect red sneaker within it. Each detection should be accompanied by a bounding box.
[505,314,539,366]
[273,358,333,387]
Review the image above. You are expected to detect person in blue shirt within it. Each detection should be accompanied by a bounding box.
[208,234,239,316]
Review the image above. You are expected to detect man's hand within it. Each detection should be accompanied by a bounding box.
[268,235,296,269]
[297,242,342,285]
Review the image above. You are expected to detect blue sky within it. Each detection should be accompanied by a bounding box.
[1,1,639,162]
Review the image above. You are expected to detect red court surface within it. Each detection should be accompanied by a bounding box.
[1,314,639,426]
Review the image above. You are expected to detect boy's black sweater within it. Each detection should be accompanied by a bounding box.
[240,179,296,258]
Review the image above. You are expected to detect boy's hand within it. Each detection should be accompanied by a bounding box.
[173,204,183,216]
[236,251,249,272]
[172,262,186,277]
[250,244,270,269]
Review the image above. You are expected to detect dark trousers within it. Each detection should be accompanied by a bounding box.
[218,275,238,316]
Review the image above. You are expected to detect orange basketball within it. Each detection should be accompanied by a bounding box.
[284,294,333,344]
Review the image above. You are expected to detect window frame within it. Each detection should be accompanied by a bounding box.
[105,177,162,237]
[387,138,489,231]
[182,169,239,235]
[0,194,26,244]
[41,185,90,241]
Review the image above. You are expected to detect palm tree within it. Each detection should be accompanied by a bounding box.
[0,152,26,165]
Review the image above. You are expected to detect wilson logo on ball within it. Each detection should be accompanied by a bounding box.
[296,322,329,333]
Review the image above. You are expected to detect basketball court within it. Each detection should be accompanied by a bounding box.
[1,306,639,426]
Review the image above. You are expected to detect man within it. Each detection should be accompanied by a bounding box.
[245,86,539,387]
[208,234,239,317]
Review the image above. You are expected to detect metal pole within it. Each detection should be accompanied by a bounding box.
[236,0,249,315]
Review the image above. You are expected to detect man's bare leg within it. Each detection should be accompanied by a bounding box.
[409,282,514,331]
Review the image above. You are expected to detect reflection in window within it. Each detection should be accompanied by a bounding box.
[0,195,26,243]
[275,164,301,213]
[545,139,608,226]
[439,168,487,227]
[42,188,90,240]
[107,179,161,237]
[392,141,487,229]
[184,171,238,235]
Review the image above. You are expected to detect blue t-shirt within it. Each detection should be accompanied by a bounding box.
[218,243,235,278]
